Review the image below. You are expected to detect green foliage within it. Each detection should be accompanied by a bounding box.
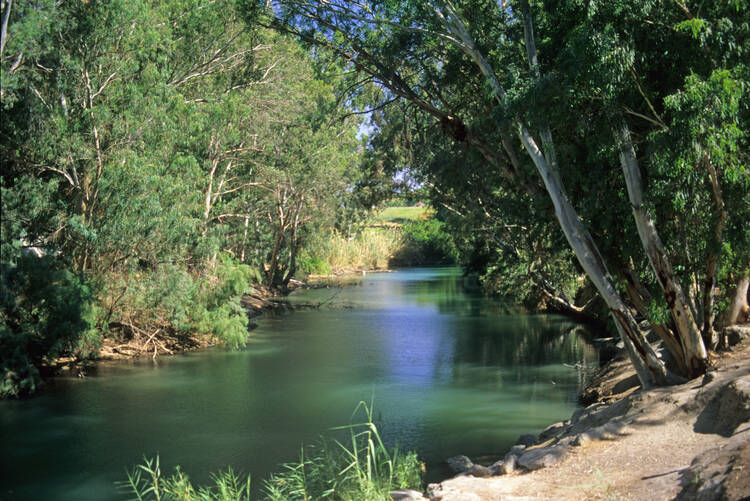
[262,0,749,347]
[264,401,422,501]
[0,255,94,398]
[120,456,252,501]
[195,259,254,349]
[297,250,333,276]
[1,0,370,395]
[390,219,459,267]
[120,404,422,501]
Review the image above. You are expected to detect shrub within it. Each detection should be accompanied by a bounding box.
[390,219,458,266]
[1,255,94,398]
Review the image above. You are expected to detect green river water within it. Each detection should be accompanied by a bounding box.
[0,267,602,500]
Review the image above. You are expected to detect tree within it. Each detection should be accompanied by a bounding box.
[260,0,749,386]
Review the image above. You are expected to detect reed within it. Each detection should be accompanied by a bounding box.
[121,403,422,501]
[265,400,422,501]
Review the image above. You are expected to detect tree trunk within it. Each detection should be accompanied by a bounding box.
[266,202,286,286]
[724,273,750,326]
[437,3,677,387]
[702,154,729,346]
[1,0,11,59]
[621,264,689,375]
[240,215,249,263]
[266,227,283,286]
[282,201,302,288]
[615,122,707,376]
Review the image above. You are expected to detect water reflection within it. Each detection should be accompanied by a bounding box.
[1,267,602,501]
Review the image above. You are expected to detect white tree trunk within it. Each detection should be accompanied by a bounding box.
[435,4,676,387]
[702,155,729,343]
[615,123,707,375]
[724,273,750,326]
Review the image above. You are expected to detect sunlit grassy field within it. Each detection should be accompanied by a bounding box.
[376,206,433,224]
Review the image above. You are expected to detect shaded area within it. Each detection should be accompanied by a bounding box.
[0,267,601,500]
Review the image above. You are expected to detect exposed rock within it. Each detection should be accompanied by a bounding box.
[446,455,474,474]
[427,482,484,501]
[505,444,526,459]
[491,454,516,475]
[517,444,570,471]
[445,455,495,478]
[467,464,495,478]
[390,488,429,501]
[723,325,750,347]
[695,375,750,436]
[538,421,567,441]
[572,432,591,446]
[676,435,750,501]
[576,419,630,443]
[580,353,640,405]
[515,433,537,447]
[717,376,750,433]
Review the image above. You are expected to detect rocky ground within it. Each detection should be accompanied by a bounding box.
[396,330,750,501]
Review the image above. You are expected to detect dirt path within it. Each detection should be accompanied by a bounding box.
[423,339,750,501]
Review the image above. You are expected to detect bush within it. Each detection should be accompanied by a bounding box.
[390,219,458,266]
[111,257,256,350]
[297,250,332,276]
[1,255,94,398]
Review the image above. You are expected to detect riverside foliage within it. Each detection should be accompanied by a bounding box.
[263,0,749,386]
[0,0,374,397]
[2,0,748,397]
[121,403,422,501]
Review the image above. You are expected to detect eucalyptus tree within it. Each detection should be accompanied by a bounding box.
[260,0,748,386]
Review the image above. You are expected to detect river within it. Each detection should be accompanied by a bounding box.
[0,267,602,500]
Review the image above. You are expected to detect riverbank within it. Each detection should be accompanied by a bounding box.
[413,329,750,501]
[64,285,291,367]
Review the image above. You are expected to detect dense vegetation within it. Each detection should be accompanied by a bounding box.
[0,0,382,397]
[1,0,748,395]
[263,0,749,387]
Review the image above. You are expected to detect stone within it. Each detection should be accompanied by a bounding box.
[724,325,750,347]
[427,482,482,501]
[572,432,592,446]
[516,433,537,447]
[517,444,570,471]
[538,421,567,441]
[446,455,474,474]
[390,488,428,501]
[676,436,750,501]
[467,464,494,477]
[492,454,516,475]
[505,444,525,461]
[717,376,750,434]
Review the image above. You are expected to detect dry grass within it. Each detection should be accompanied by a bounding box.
[324,227,403,273]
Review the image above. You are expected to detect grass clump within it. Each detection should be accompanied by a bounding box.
[121,402,423,501]
[119,456,252,501]
[265,401,422,500]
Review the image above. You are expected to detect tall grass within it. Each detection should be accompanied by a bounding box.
[265,401,422,501]
[119,456,252,501]
[120,403,423,501]
[309,228,402,274]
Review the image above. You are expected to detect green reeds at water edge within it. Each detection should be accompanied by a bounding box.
[120,401,423,501]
